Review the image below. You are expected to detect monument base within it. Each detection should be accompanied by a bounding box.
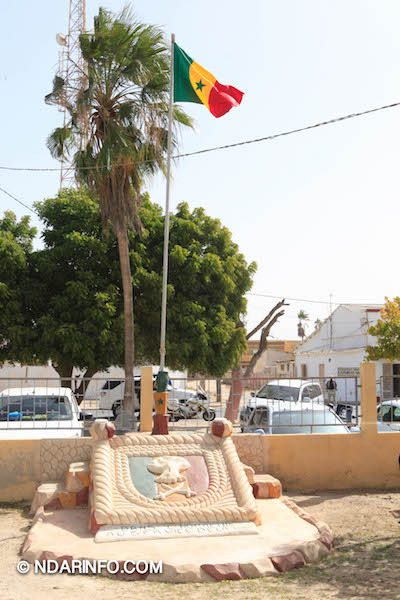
[152,414,169,435]
[21,498,333,582]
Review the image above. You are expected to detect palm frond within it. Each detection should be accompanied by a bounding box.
[46,126,73,160]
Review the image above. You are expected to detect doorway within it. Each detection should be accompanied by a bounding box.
[394,364,400,397]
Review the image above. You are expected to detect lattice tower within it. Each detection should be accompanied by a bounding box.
[57,0,87,188]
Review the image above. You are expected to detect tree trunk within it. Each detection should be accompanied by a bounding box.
[117,228,134,416]
[75,366,97,406]
[55,364,74,389]
[224,300,288,423]
[224,367,244,422]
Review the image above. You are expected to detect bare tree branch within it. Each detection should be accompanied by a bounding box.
[244,309,285,377]
[225,299,289,422]
[246,299,288,340]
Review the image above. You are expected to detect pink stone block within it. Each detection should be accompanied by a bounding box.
[271,551,306,572]
[201,562,244,581]
[251,476,282,499]
[76,487,89,506]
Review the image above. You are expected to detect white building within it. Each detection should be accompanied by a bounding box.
[294,304,397,402]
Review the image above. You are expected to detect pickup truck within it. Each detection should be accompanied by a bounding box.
[0,387,86,439]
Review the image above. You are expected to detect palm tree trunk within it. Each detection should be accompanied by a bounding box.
[117,227,134,416]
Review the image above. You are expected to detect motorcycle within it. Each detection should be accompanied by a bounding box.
[168,387,216,422]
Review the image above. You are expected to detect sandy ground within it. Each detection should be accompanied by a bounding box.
[1,490,400,600]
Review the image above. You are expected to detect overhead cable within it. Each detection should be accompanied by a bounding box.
[0,100,400,173]
[0,185,38,215]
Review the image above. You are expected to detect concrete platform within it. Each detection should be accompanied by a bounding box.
[21,497,333,582]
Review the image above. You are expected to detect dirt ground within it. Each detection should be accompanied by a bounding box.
[1,490,400,600]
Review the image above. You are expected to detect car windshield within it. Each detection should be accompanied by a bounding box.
[0,396,72,421]
[256,384,299,401]
[271,411,348,434]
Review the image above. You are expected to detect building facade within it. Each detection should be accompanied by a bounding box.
[294,304,398,401]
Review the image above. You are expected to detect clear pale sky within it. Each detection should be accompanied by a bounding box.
[1,0,399,341]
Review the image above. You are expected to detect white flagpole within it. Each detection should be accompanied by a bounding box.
[159,33,175,372]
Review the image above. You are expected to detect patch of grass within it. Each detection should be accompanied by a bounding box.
[0,500,28,511]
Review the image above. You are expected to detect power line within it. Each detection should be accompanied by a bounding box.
[177,100,400,159]
[246,292,383,306]
[1,99,400,173]
[0,185,38,216]
[247,292,332,305]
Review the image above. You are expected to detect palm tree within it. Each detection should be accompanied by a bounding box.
[297,310,309,340]
[45,7,193,417]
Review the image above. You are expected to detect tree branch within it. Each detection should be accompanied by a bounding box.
[246,299,288,340]
[244,309,285,377]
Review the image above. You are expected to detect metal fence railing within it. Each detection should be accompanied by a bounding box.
[0,374,362,437]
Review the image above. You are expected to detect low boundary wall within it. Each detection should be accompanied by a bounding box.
[1,364,399,501]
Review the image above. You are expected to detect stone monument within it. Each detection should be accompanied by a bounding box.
[22,417,334,582]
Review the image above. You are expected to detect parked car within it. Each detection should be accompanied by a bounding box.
[242,404,350,434]
[377,401,400,431]
[239,379,325,431]
[351,422,393,433]
[0,387,86,439]
[96,376,204,418]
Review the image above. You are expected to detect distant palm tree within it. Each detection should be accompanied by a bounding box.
[297,310,309,340]
[45,6,193,415]
[314,318,323,329]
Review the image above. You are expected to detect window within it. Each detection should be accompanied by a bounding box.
[102,380,122,391]
[257,384,300,401]
[0,396,72,421]
[271,411,348,434]
[306,385,322,399]
[379,405,400,422]
[301,364,307,378]
[302,386,314,399]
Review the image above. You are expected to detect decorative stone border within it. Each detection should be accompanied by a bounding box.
[90,430,258,529]
[21,496,333,582]
[280,496,334,551]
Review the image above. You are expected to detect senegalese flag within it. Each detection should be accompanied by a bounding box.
[173,43,244,118]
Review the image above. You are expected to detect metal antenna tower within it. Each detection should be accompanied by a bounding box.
[56,0,87,188]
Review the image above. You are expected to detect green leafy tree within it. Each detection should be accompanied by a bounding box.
[32,189,124,386]
[0,212,37,365]
[0,193,256,393]
[45,6,193,414]
[134,201,257,374]
[365,298,397,361]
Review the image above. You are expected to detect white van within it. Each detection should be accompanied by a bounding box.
[96,376,200,417]
[0,387,84,439]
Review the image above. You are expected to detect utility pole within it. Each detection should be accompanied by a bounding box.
[56,0,87,188]
[329,293,333,350]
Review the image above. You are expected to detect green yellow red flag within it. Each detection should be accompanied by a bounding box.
[173,43,244,118]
